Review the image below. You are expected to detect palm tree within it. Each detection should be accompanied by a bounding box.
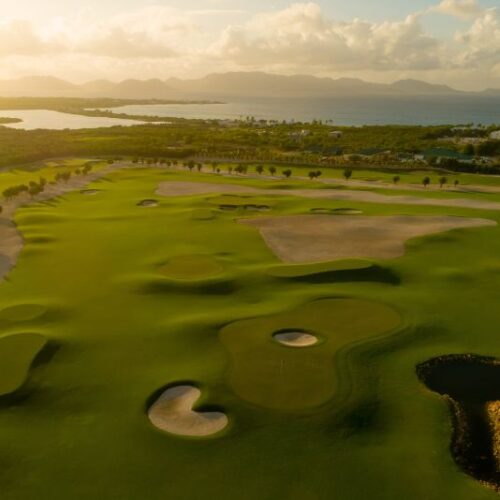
[269,166,277,176]
[343,168,353,181]
[439,176,447,188]
[423,176,431,188]
[393,175,400,185]
[256,165,264,175]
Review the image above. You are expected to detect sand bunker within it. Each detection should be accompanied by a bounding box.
[148,385,228,437]
[311,208,363,215]
[157,181,500,211]
[137,199,159,207]
[81,189,101,196]
[241,215,496,263]
[273,330,318,347]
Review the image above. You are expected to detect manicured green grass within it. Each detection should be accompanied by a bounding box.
[158,255,225,280]
[0,164,499,499]
[219,298,401,410]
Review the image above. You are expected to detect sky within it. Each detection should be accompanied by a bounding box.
[0,0,499,90]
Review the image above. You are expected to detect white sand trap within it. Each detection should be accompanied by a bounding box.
[241,215,496,263]
[157,181,500,211]
[148,385,228,437]
[274,331,318,347]
[138,199,159,207]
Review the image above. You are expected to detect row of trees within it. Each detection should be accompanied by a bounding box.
[1,164,94,205]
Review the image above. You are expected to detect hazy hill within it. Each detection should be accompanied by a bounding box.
[0,72,498,99]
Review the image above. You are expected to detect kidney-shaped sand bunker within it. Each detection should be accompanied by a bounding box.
[148,385,228,437]
[220,298,401,410]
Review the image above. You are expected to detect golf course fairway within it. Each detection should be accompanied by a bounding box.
[0,162,499,499]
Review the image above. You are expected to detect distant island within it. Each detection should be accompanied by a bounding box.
[0,72,498,100]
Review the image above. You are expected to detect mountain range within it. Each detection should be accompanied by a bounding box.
[0,72,498,99]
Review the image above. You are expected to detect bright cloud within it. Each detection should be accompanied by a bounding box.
[210,4,442,71]
[432,0,484,20]
[0,1,498,89]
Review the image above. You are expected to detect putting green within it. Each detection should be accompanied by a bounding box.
[0,333,47,396]
[0,304,47,322]
[219,298,401,410]
[158,255,224,280]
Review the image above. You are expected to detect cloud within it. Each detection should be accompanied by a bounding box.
[431,0,483,20]
[0,20,62,56]
[0,1,498,90]
[210,3,443,71]
[455,8,500,68]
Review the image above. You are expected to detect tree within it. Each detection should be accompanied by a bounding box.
[308,171,317,180]
[423,176,431,188]
[343,168,353,181]
[256,165,264,175]
[315,170,322,179]
[283,169,292,178]
[211,162,218,172]
[454,179,460,187]
[393,175,400,185]
[269,166,277,176]
[187,160,195,172]
[439,176,447,188]
[196,163,203,172]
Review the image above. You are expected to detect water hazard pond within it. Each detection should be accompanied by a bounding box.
[417,355,500,490]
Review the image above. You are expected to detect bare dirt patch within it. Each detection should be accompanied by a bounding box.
[241,215,496,263]
[148,385,228,437]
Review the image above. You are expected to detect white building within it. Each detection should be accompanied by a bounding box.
[490,130,500,140]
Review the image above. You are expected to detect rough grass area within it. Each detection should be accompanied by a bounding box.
[158,255,224,280]
[0,333,47,396]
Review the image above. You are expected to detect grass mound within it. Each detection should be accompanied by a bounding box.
[158,255,224,280]
[191,209,215,220]
[220,298,401,410]
[268,259,373,278]
[0,333,47,396]
[0,304,47,322]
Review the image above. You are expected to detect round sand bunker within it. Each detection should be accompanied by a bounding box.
[137,199,159,207]
[148,385,228,437]
[273,330,318,347]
